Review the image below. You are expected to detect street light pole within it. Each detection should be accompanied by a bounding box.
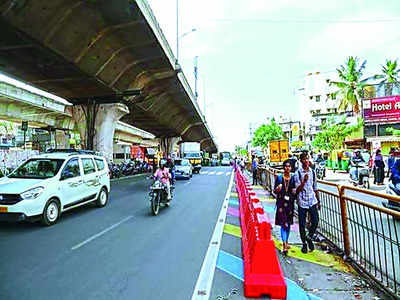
[194,56,198,99]
[176,0,179,63]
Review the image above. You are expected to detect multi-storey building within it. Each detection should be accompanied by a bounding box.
[298,71,358,146]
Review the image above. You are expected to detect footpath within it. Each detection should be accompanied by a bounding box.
[209,170,387,300]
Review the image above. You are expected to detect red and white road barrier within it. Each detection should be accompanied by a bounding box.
[235,167,287,299]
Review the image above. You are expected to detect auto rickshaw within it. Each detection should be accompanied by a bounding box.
[330,149,351,172]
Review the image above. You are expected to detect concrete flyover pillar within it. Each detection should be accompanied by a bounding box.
[72,103,129,161]
[94,104,129,161]
[159,137,181,158]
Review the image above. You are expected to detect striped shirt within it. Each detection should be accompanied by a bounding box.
[294,166,318,209]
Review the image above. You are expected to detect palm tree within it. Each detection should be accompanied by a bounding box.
[378,59,400,96]
[329,56,378,115]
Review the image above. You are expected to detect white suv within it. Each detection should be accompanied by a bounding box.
[0,151,110,226]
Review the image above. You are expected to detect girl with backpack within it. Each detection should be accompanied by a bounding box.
[274,160,296,255]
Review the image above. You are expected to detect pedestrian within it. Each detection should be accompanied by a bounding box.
[294,152,320,254]
[240,158,245,172]
[252,155,258,185]
[288,153,298,173]
[387,148,396,178]
[274,159,295,255]
[374,149,385,185]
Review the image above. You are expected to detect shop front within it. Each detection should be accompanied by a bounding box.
[363,96,400,155]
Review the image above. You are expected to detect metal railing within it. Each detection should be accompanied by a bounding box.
[255,165,400,298]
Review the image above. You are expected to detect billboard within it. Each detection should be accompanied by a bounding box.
[291,123,300,142]
[363,95,400,124]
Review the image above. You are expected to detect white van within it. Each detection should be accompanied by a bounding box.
[0,151,110,226]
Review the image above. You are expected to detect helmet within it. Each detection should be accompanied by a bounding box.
[160,159,166,168]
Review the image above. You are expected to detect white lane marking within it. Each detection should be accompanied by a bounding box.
[71,216,133,251]
[216,172,224,176]
[191,170,235,300]
[201,171,209,175]
[184,180,191,186]
[225,172,231,176]
[208,171,216,175]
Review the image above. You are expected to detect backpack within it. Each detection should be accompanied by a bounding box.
[297,168,316,187]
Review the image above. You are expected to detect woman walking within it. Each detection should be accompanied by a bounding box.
[274,160,296,255]
[374,149,385,185]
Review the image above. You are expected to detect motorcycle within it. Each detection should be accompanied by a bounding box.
[108,162,121,179]
[384,184,400,213]
[149,177,174,215]
[315,161,326,180]
[349,162,370,189]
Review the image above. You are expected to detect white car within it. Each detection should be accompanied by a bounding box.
[221,158,231,166]
[174,159,193,179]
[0,151,110,226]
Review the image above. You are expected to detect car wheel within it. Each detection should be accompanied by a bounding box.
[41,199,60,226]
[190,173,193,178]
[96,187,108,208]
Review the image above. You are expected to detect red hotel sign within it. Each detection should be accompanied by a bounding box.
[363,95,400,123]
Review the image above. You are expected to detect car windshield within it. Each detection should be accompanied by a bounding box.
[184,153,201,158]
[8,159,65,179]
[175,160,190,166]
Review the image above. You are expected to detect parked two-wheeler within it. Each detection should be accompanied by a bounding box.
[108,162,121,179]
[349,162,370,189]
[148,177,174,215]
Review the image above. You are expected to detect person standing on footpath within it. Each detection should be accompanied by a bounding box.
[252,155,258,185]
[274,160,296,255]
[374,149,385,185]
[294,152,320,254]
[387,148,396,179]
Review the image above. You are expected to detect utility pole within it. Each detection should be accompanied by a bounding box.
[194,56,198,100]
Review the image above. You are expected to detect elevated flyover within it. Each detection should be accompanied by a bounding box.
[0,0,217,155]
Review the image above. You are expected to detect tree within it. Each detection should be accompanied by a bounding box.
[234,145,248,157]
[312,117,363,151]
[252,119,283,149]
[378,59,400,96]
[386,127,400,136]
[329,56,379,114]
[0,120,15,136]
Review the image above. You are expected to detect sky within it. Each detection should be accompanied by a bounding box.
[147,0,400,151]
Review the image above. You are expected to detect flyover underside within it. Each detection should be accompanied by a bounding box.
[0,0,217,152]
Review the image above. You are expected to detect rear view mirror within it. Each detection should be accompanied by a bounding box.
[60,170,74,181]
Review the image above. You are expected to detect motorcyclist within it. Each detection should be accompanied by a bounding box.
[314,153,324,164]
[314,153,326,177]
[350,149,366,182]
[153,161,172,200]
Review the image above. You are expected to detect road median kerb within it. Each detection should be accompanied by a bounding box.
[110,173,148,182]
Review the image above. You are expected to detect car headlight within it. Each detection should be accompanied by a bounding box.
[21,187,44,200]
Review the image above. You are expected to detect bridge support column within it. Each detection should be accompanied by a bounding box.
[72,103,129,161]
[159,137,181,158]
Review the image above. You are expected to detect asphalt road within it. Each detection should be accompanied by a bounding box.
[0,166,233,300]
